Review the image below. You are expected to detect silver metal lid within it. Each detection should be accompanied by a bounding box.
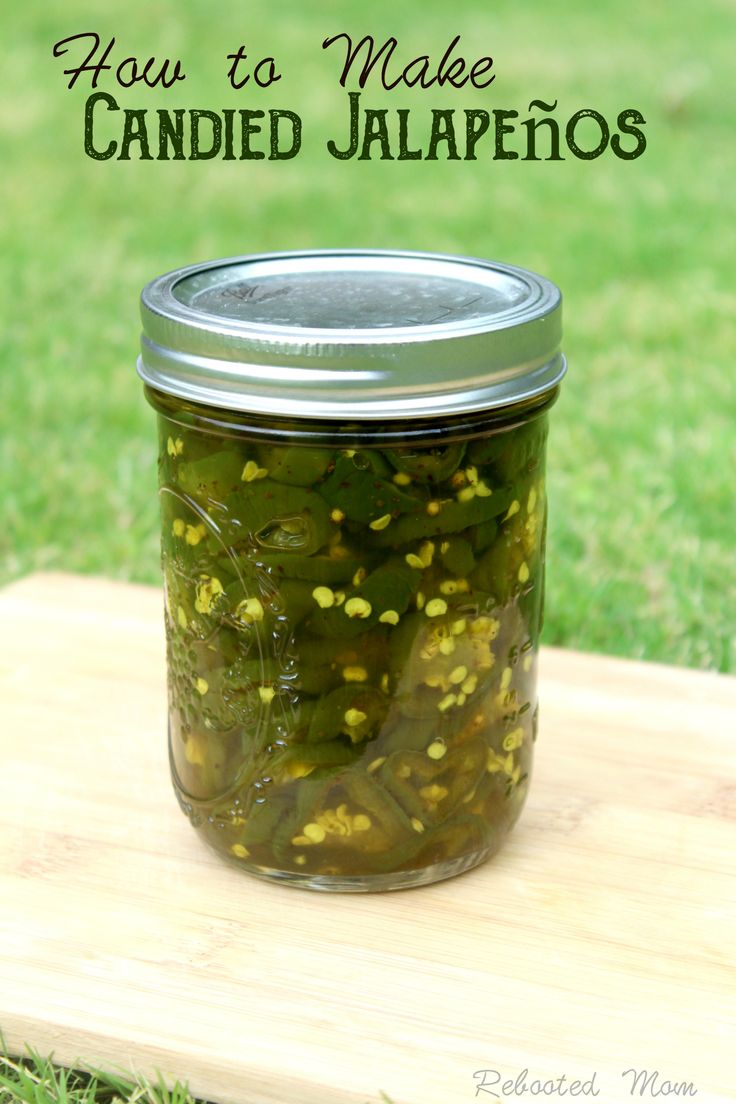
[138,249,564,420]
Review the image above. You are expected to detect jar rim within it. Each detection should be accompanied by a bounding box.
[138,249,565,420]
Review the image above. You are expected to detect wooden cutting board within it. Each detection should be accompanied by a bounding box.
[0,573,734,1104]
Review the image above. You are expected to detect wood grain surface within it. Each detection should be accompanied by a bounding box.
[0,573,734,1104]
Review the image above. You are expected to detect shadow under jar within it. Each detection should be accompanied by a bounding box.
[138,249,566,891]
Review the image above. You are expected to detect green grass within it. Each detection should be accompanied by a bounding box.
[0,1044,201,1104]
[3,0,735,671]
[0,1041,396,1104]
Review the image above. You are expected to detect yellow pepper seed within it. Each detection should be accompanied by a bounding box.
[451,618,467,636]
[343,666,368,682]
[303,823,326,843]
[487,750,504,773]
[523,655,533,673]
[443,574,473,594]
[474,481,492,497]
[461,673,478,695]
[419,541,435,566]
[379,609,400,625]
[438,693,457,712]
[286,761,316,779]
[426,501,441,516]
[241,460,267,482]
[344,708,367,727]
[527,487,538,513]
[420,783,449,803]
[470,616,500,639]
[504,500,521,520]
[330,508,345,523]
[185,523,206,546]
[312,586,335,609]
[369,513,392,530]
[167,436,184,457]
[425,598,448,618]
[416,591,426,610]
[518,562,530,583]
[352,567,367,586]
[405,553,425,569]
[503,727,525,751]
[439,637,457,656]
[230,844,250,859]
[172,518,186,537]
[410,817,425,833]
[294,855,307,866]
[258,686,276,704]
[334,591,346,606]
[345,596,372,619]
[352,814,371,832]
[500,666,513,690]
[195,576,224,615]
[184,737,205,766]
[427,739,447,760]
[457,485,476,503]
[176,605,187,629]
[449,664,469,685]
[367,756,386,773]
[236,596,264,623]
[195,677,209,696]
[393,471,412,485]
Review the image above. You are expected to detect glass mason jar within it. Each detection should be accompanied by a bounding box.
[138,250,565,891]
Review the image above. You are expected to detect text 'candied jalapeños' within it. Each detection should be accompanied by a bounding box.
[158,415,548,878]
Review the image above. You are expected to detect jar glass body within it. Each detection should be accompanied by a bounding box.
[150,390,551,891]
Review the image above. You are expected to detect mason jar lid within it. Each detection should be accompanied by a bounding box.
[138,249,564,421]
